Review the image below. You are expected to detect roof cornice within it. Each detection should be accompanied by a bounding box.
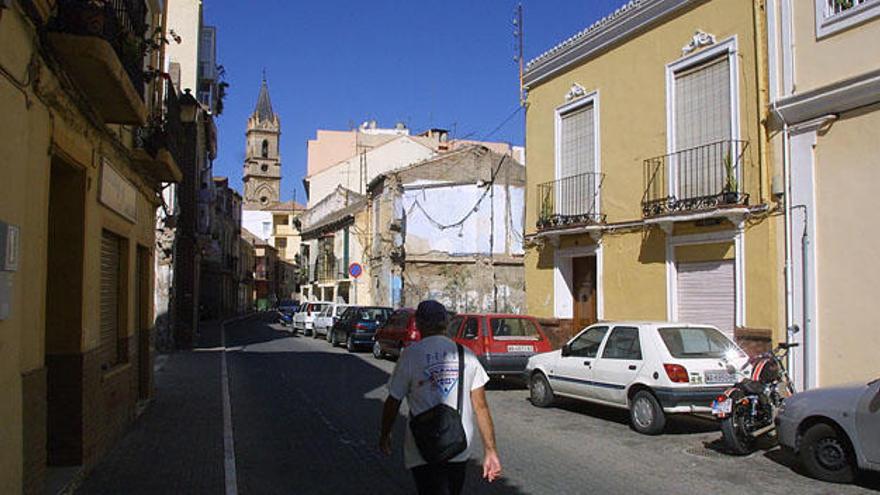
[524,0,694,88]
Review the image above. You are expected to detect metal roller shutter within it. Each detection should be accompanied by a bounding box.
[100,231,121,368]
[676,260,735,337]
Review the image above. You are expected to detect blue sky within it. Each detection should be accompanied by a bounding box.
[205,0,625,201]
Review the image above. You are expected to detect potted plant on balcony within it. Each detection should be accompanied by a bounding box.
[721,152,739,205]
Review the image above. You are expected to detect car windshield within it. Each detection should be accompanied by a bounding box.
[490,318,540,340]
[358,308,391,323]
[658,327,736,359]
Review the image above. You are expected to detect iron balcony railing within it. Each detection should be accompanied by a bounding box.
[536,172,605,230]
[642,140,749,218]
[53,0,149,98]
[135,79,182,166]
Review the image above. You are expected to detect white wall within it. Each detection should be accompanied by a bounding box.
[242,210,273,242]
[307,137,435,207]
[165,0,201,93]
[402,181,524,256]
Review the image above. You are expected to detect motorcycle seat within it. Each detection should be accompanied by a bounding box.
[740,379,765,395]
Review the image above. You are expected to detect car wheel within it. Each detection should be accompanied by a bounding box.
[346,335,355,352]
[629,390,666,435]
[330,330,338,347]
[372,342,384,359]
[798,423,856,483]
[529,372,555,408]
[326,330,332,343]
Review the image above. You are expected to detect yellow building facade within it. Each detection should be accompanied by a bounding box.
[0,1,178,492]
[523,1,783,351]
[767,0,880,387]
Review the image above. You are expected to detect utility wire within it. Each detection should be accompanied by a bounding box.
[404,154,507,231]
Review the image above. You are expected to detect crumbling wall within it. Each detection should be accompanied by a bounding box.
[403,258,524,313]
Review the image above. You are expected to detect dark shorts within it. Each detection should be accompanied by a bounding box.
[411,461,467,495]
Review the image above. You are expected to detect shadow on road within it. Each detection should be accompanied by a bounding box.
[763,446,880,492]
[550,396,719,435]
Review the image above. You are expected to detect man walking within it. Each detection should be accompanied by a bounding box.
[379,300,502,494]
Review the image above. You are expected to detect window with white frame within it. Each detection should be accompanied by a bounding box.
[816,0,880,37]
[557,100,596,216]
[672,54,734,199]
[674,56,731,152]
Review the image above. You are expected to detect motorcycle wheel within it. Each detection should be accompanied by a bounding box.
[720,393,757,455]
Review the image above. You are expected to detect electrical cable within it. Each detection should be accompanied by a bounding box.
[403,154,507,231]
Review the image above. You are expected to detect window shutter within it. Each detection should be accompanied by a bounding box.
[559,104,595,178]
[100,231,122,368]
[674,56,731,151]
[676,260,735,337]
[558,103,595,217]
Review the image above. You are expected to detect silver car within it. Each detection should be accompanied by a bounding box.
[776,377,880,483]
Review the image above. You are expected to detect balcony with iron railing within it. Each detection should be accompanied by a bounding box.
[536,172,605,231]
[641,140,749,218]
[315,256,348,283]
[48,0,149,125]
[133,79,183,182]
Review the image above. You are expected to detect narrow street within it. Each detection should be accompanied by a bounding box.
[75,314,879,494]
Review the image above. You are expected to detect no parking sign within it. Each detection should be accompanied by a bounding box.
[348,262,363,279]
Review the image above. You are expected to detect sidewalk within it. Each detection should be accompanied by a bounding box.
[74,320,229,495]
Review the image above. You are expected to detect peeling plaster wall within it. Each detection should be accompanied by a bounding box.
[403,260,524,314]
[402,182,524,256]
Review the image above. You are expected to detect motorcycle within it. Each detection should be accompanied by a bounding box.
[277,310,293,327]
[711,342,799,455]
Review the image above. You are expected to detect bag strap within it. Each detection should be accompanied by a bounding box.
[456,343,465,414]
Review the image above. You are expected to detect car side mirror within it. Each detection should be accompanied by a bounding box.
[561,344,571,357]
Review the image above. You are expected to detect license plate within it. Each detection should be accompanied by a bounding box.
[507,345,534,353]
[704,370,736,384]
[712,399,732,415]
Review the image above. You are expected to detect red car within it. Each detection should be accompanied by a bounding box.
[448,314,552,377]
[373,308,418,359]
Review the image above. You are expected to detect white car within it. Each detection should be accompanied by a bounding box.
[312,303,348,339]
[525,321,749,435]
[293,302,330,336]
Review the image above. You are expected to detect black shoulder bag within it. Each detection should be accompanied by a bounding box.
[409,344,467,464]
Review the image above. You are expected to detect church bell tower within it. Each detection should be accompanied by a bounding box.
[243,75,281,208]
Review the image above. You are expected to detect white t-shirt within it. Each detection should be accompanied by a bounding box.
[387,335,490,469]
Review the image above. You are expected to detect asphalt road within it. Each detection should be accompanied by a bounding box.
[224,315,880,495]
[75,314,879,494]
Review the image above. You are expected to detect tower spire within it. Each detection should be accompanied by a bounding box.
[254,74,275,122]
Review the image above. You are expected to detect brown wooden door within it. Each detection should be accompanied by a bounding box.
[572,256,597,335]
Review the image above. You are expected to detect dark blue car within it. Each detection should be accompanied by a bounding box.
[329,306,393,352]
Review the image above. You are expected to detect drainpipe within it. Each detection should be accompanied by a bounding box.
[781,121,795,355]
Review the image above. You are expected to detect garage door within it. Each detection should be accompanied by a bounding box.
[100,231,121,368]
[676,260,735,337]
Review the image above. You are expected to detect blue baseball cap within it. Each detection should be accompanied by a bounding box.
[415,300,449,325]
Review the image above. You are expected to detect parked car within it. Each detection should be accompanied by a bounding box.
[448,314,552,378]
[525,322,749,435]
[373,308,418,359]
[293,302,330,336]
[313,303,348,339]
[329,306,393,352]
[775,377,880,483]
